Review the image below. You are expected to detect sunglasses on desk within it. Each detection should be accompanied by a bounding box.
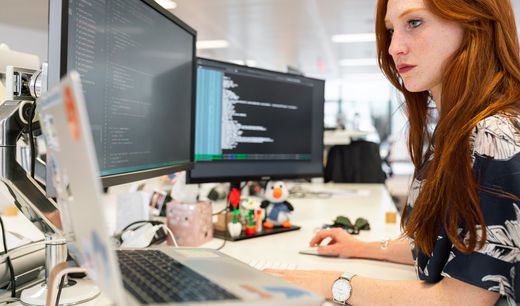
[323,215,370,235]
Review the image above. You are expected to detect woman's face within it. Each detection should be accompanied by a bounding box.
[385,0,464,100]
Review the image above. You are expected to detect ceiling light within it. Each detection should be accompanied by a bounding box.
[332,33,375,43]
[196,40,229,49]
[339,58,378,66]
[155,0,177,9]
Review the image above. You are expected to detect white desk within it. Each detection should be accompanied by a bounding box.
[204,183,416,281]
[1,183,416,305]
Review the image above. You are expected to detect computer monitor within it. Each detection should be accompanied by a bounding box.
[47,0,196,188]
[188,58,325,184]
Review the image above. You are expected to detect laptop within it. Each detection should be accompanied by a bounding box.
[38,71,324,306]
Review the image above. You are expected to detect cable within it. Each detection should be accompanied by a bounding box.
[28,101,37,178]
[0,297,20,305]
[0,217,16,297]
[212,206,227,216]
[120,220,156,233]
[161,225,178,247]
[5,258,14,298]
[55,275,66,306]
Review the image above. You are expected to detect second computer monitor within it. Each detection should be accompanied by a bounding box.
[188,58,324,183]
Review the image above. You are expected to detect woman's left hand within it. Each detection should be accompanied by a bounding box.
[263,269,342,298]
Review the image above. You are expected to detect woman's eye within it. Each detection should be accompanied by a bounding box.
[408,19,422,28]
[387,28,394,37]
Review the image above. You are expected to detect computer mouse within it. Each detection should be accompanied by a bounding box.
[298,247,336,257]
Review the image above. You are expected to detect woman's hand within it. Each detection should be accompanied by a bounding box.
[263,269,342,298]
[310,228,366,258]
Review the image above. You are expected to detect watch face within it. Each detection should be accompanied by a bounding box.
[332,278,352,302]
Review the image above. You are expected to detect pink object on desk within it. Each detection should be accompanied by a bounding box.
[166,201,213,246]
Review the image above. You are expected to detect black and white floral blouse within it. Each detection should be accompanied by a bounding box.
[405,114,520,305]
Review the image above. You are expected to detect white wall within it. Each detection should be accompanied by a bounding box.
[0,23,47,61]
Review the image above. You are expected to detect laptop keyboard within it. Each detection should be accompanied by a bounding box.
[117,249,239,304]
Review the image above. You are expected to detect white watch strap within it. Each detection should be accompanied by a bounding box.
[341,271,356,281]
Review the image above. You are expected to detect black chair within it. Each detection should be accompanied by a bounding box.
[324,140,387,183]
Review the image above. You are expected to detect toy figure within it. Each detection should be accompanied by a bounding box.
[228,187,241,210]
[244,215,257,236]
[239,198,260,222]
[261,181,294,229]
[227,209,242,238]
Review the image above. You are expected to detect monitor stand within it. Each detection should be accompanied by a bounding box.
[215,181,301,241]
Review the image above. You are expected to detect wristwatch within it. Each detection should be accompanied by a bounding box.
[331,272,356,305]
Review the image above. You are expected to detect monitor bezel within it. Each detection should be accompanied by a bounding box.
[187,57,325,184]
[48,0,197,187]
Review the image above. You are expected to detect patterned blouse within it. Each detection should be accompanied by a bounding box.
[406,114,520,305]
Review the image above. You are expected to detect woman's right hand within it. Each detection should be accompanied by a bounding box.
[309,227,366,258]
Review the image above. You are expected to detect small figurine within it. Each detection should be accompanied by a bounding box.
[261,181,294,229]
[228,187,241,210]
[244,215,257,236]
[239,198,260,222]
[255,209,263,233]
[227,209,242,238]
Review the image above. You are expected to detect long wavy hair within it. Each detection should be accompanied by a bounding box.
[376,0,520,254]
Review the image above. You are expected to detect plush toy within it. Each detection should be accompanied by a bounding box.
[260,181,294,228]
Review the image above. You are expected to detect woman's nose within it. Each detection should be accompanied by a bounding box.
[388,31,408,57]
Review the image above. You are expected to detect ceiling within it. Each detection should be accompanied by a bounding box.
[1,0,520,82]
[173,0,379,80]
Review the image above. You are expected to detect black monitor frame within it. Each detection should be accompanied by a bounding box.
[48,0,197,187]
[187,57,325,184]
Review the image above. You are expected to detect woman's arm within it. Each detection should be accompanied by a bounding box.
[310,228,414,265]
[265,269,500,306]
[349,275,499,306]
[353,239,414,265]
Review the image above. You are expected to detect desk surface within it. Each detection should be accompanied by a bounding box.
[204,183,416,281]
[1,182,416,305]
[6,182,416,280]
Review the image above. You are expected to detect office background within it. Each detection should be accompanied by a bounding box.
[2,0,520,203]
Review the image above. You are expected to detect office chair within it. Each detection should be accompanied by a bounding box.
[324,140,387,183]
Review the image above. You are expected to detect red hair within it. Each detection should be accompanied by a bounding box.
[376,0,520,254]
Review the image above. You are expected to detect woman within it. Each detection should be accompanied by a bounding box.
[266,0,520,305]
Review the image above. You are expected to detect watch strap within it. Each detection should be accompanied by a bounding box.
[341,271,356,281]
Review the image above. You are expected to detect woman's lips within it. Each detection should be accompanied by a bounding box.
[398,65,416,74]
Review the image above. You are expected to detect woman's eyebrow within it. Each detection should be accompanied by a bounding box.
[385,7,427,25]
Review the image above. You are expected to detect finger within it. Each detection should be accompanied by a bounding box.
[309,229,333,246]
[309,229,341,246]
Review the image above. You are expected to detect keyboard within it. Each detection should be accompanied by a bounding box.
[247,259,298,270]
[117,249,239,304]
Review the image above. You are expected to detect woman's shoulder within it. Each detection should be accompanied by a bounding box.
[471,113,520,160]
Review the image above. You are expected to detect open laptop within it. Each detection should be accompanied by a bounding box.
[38,71,324,306]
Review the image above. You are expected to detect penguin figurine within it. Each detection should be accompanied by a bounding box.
[260,181,294,228]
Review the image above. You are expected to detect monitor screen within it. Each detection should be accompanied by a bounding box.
[48,0,196,187]
[188,58,324,183]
